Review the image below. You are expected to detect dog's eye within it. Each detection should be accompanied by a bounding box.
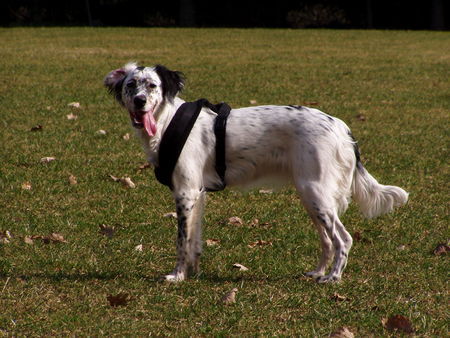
[148,83,157,89]
[126,80,136,88]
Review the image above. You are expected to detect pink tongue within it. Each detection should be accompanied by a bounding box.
[143,112,157,137]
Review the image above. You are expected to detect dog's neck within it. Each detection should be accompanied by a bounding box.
[134,96,186,166]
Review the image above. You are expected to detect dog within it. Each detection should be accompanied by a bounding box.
[104,62,408,283]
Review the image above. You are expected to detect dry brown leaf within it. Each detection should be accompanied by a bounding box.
[228,216,243,226]
[120,177,135,189]
[330,293,348,302]
[99,224,115,238]
[122,133,130,140]
[66,113,78,120]
[40,157,56,163]
[0,231,11,244]
[109,175,135,188]
[433,243,449,256]
[329,326,355,338]
[68,102,81,108]
[382,314,414,333]
[206,238,220,246]
[248,240,272,248]
[221,288,238,305]
[24,233,67,244]
[355,113,366,121]
[68,175,77,185]
[24,236,34,245]
[109,174,120,182]
[232,263,249,271]
[134,244,143,252]
[138,163,151,170]
[21,182,32,190]
[30,124,43,132]
[304,101,319,106]
[47,233,67,243]
[96,129,107,135]
[163,212,177,219]
[249,99,257,105]
[107,293,130,307]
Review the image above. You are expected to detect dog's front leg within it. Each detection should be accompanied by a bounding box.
[164,188,205,282]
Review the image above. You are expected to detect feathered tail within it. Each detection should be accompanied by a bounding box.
[352,162,409,218]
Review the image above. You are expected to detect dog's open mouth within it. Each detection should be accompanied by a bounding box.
[129,110,157,137]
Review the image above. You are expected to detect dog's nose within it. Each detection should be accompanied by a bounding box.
[134,95,147,108]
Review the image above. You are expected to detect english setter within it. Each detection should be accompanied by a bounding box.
[104,62,408,283]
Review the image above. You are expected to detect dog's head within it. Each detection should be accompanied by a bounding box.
[104,62,184,137]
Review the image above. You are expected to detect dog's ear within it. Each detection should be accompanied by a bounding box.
[154,65,185,102]
[104,62,138,102]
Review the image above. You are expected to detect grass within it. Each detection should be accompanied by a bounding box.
[0,27,449,336]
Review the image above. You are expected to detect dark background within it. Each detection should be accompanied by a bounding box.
[1,0,448,30]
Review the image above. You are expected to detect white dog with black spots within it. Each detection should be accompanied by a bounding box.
[105,62,408,283]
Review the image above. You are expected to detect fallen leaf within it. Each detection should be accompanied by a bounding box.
[24,236,34,245]
[21,182,32,190]
[329,326,355,338]
[107,293,130,307]
[138,163,151,170]
[433,243,449,256]
[49,233,66,242]
[330,293,348,302]
[249,99,257,105]
[163,212,177,219]
[248,240,272,248]
[46,233,67,243]
[258,189,273,194]
[397,244,406,251]
[123,133,130,140]
[221,288,238,305]
[382,314,414,333]
[249,218,259,226]
[355,113,366,121]
[120,177,135,189]
[134,244,143,252]
[68,175,77,185]
[40,156,56,163]
[68,102,81,108]
[228,216,243,226]
[30,124,43,132]
[304,101,319,106]
[66,113,78,120]
[0,231,11,244]
[96,129,107,135]
[24,233,67,244]
[99,224,115,238]
[232,263,249,271]
[109,174,120,182]
[109,175,135,188]
[206,239,220,246]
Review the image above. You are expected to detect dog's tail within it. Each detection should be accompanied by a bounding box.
[351,141,408,219]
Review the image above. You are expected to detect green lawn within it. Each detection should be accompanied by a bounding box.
[0,27,448,336]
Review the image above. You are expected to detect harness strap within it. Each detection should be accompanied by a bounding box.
[212,103,231,190]
[154,99,231,191]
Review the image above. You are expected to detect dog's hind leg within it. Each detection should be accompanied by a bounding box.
[165,188,205,282]
[297,182,353,282]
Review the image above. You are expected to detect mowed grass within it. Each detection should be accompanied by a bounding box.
[0,27,448,336]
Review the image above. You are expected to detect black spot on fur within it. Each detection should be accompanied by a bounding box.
[289,105,304,110]
[154,65,185,103]
[110,77,125,103]
[348,131,363,170]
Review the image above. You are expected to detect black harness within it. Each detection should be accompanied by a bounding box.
[154,99,231,192]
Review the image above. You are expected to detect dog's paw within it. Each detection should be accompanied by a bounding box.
[315,274,341,283]
[305,270,325,279]
[164,271,186,282]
